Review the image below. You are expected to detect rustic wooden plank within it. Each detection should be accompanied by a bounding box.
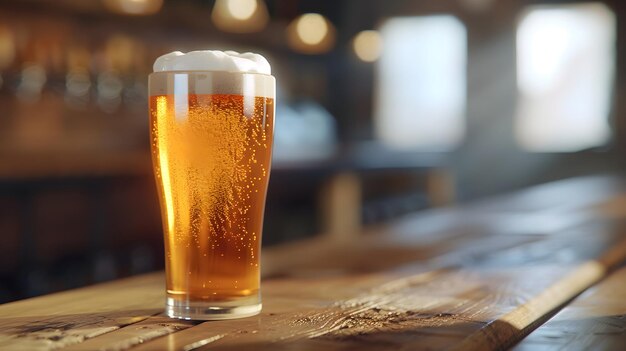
[1,176,625,351]
[59,316,192,351]
[5,222,540,351]
[128,266,599,351]
[514,266,626,350]
[471,175,624,213]
[127,267,550,351]
[0,274,166,350]
[0,274,163,317]
[451,239,626,351]
[0,212,543,351]
[126,221,626,351]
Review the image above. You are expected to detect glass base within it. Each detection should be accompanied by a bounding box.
[166,296,261,320]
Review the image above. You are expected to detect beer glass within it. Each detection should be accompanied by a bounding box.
[149,70,275,320]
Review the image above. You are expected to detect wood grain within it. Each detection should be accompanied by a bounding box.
[514,266,626,351]
[1,176,626,351]
[74,221,626,351]
[60,316,192,351]
[0,274,167,350]
[129,221,626,351]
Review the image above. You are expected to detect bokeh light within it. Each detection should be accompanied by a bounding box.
[227,0,257,20]
[353,30,382,62]
[287,13,335,54]
[212,0,269,33]
[102,0,163,15]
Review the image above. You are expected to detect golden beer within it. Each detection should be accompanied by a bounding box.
[149,70,275,320]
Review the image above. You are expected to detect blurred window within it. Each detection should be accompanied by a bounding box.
[515,3,615,152]
[375,16,467,151]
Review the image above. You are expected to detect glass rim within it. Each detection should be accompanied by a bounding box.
[149,70,274,78]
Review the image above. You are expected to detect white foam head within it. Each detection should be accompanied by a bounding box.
[153,50,271,75]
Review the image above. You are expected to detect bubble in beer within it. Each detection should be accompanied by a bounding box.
[151,93,273,301]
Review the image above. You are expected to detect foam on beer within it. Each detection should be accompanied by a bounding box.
[153,50,271,75]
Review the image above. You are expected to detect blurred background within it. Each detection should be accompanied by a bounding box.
[0,0,624,303]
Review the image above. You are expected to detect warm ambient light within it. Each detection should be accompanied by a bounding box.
[212,0,269,33]
[287,13,335,54]
[227,0,257,20]
[0,26,15,70]
[103,0,163,15]
[353,30,382,62]
[297,14,328,45]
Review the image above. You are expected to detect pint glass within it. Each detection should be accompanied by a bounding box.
[149,70,275,320]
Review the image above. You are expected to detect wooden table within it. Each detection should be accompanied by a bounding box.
[2,175,626,350]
